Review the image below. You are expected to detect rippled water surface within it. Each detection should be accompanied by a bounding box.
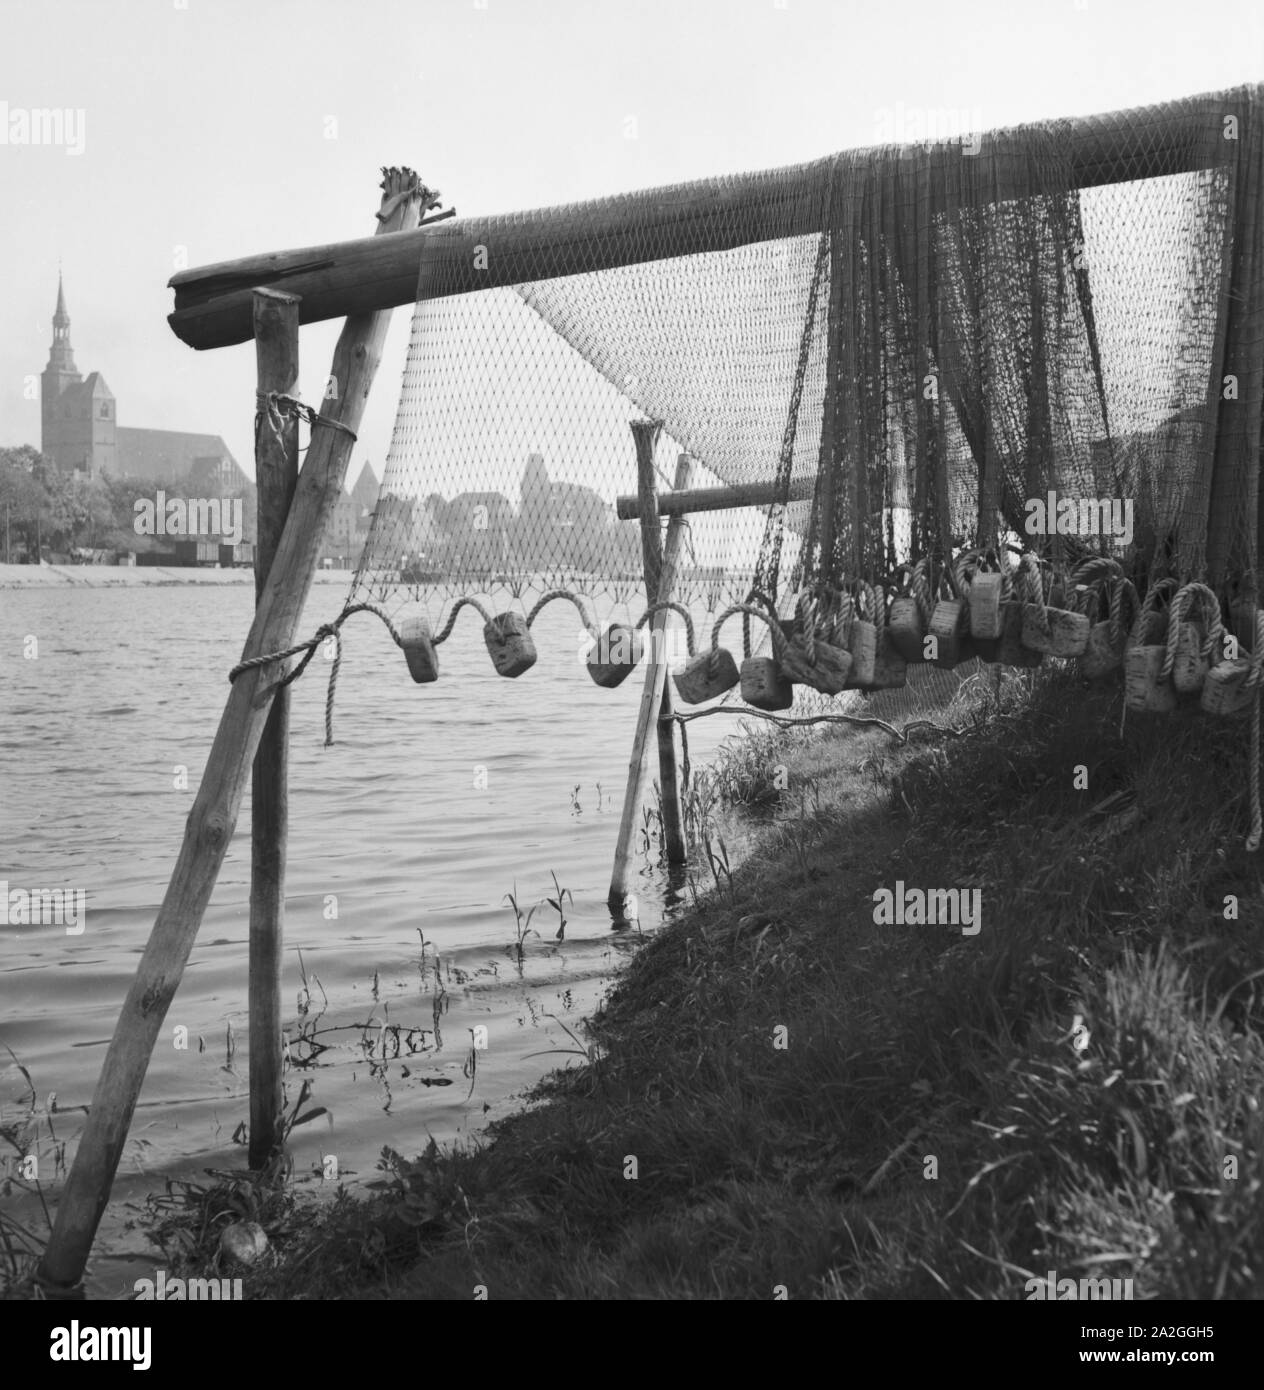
[0,581,744,1296]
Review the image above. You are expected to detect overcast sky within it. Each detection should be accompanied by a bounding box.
[1,0,1259,490]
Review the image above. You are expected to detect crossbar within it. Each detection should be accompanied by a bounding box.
[615,476,816,520]
[166,86,1254,351]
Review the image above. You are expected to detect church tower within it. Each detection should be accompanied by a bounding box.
[41,274,82,449]
[40,275,115,474]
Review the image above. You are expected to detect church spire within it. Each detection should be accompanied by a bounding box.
[47,271,77,374]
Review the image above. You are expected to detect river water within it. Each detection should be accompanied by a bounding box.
[0,580,747,1297]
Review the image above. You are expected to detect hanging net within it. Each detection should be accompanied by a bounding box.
[346,84,1262,720]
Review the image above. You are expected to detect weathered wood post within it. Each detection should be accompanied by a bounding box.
[35,170,428,1294]
[655,454,695,864]
[248,289,300,1170]
[609,425,695,916]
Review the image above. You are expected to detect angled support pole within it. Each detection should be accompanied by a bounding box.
[35,169,430,1295]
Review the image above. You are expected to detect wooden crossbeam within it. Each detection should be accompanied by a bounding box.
[166,87,1251,352]
[614,475,816,520]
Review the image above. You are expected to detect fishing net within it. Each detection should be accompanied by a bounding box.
[348,83,1262,717]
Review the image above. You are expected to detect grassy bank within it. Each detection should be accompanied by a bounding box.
[49,665,1264,1297]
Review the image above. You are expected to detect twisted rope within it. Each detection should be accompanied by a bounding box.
[996,547,1015,603]
[794,592,818,667]
[847,581,874,643]
[911,558,934,627]
[1127,577,1178,647]
[1160,583,1224,682]
[432,594,494,646]
[870,581,887,640]
[1017,553,1048,632]
[1108,576,1139,650]
[952,551,977,602]
[741,590,781,660]
[524,588,599,638]
[713,602,787,663]
[228,601,404,747]
[1069,556,1123,590]
[634,600,696,656]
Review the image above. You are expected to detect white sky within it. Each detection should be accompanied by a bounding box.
[0,0,1259,486]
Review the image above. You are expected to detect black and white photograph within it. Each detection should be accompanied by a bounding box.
[1,0,1262,1348]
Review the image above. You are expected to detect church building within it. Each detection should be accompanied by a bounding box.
[39,275,249,499]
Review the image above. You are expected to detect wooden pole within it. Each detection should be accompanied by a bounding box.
[248,289,300,1170]
[656,455,695,864]
[609,426,697,915]
[615,474,815,520]
[35,170,428,1294]
[814,222,844,573]
[165,87,1250,350]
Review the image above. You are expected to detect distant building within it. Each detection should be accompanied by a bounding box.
[516,452,616,571]
[40,277,117,477]
[38,275,255,545]
[322,459,380,566]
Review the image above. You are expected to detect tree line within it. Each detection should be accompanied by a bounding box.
[0,445,252,563]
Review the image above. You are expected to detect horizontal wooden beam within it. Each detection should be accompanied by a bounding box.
[615,475,816,520]
[167,86,1251,351]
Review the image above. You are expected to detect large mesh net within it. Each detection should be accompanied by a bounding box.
[348,84,1262,717]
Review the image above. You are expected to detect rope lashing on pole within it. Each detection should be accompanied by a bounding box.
[254,391,359,455]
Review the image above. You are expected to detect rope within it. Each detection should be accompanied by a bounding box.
[254,391,359,445]
[1108,576,1139,650]
[1069,556,1123,589]
[911,558,934,627]
[996,547,1014,603]
[796,593,818,666]
[1160,583,1223,682]
[1127,577,1178,647]
[741,588,780,660]
[228,601,404,747]
[1017,553,1048,633]
[524,588,599,638]
[432,594,493,646]
[847,582,873,645]
[634,600,696,656]
[713,602,787,662]
[952,551,977,603]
